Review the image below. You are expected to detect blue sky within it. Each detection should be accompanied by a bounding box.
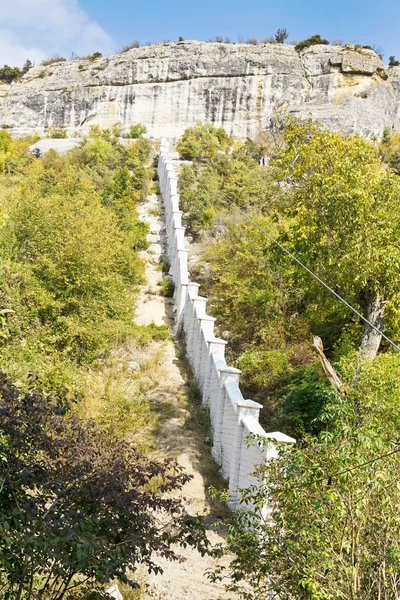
[1,0,399,66]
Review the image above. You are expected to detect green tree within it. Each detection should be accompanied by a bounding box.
[178,151,271,233]
[176,122,233,161]
[0,374,209,599]
[272,118,400,358]
[275,28,288,43]
[0,131,154,387]
[22,59,33,74]
[125,123,147,139]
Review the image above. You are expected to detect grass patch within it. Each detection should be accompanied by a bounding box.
[160,277,175,298]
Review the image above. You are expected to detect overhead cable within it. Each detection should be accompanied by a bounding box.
[216,189,400,354]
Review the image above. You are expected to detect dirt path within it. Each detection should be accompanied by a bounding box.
[134,192,238,600]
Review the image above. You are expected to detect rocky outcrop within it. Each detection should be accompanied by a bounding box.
[388,66,400,132]
[0,41,397,139]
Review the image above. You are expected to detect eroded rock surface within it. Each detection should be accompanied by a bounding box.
[0,41,398,139]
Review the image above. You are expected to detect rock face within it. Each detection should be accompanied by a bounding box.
[29,138,83,157]
[0,41,398,139]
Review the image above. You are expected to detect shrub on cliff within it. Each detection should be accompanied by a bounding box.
[295,34,329,52]
[275,28,289,43]
[48,127,68,139]
[0,64,21,83]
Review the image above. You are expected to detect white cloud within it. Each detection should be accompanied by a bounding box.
[0,29,46,67]
[0,0,115,66]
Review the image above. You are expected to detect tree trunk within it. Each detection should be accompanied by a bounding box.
[359,289,385,360]
[313,336,345,398]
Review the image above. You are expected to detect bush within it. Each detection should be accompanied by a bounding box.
[160,277,175,297]
[178,150,271,232]
[48,127,68,139]
[89,51,102,60]
[238,350,290,390]
[0,64,21,83]
[295,34,329,52]
[276,364,334,436]
[0,130,153,385]
[74,51,103,62]
[125,123,147,138]
[22,59,33,74]
[177,122,233,161]
[379,126,400,173]
[389,55,400,67]
[0,374,209,598]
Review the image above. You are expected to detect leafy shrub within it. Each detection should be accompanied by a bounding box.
[295,34,329,52]
[387,150,400,174]
[238,350,290,391]
[0,130,13,153]
[389,55,400,66]
[0,64,21,83]
[125,123,147,138]
[22,59,33,74]
[88,51,102,60]
[160,277,175,297]
[48,127,68,139]
[176,122,233,161]
[178,150,271,232]
[73,51,103,62]
[0,129,153,385]
[0,374,209,598]
[378,126,400,174]
[276,364,334,436]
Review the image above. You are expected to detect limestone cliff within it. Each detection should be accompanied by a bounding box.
[0,41,398,139]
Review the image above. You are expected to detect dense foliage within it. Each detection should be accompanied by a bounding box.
[178,120,400,435]
[178,120,400,598]
[176,121,233,161]
[212,354,400,599]
[0,374,208,598]
[0,127,155,390]
[0,125,199,596]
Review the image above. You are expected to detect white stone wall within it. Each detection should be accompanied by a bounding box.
[158,138,295,508]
